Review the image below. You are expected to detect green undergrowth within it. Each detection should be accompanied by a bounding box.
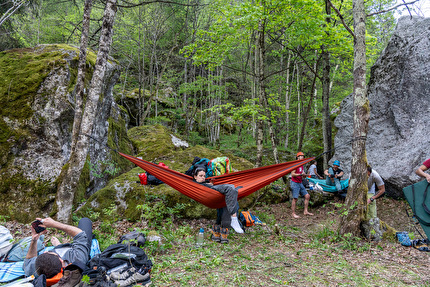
[80,202,429,286]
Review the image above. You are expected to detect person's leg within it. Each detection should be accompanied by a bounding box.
[326,176,334,186]
[291,181,300,218]
[299,184,313,216]
[334,178,342,192]
[292,198,299,218]
[77,218,93,251]
[303,194,313,216]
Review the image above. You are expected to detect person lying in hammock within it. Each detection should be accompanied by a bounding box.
[193,168,244,240]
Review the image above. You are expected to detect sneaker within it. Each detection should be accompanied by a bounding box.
[57,269,83,287]
[114,271,151,287]
[209,225,221,242]
[109,267,136,281]
[230,217,244,233]
[220,228,229,244]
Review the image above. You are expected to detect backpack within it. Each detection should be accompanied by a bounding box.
[139,162,169,185]
[185,158,211,177]
[0,226,13,261]
[88,244,152,274]
[5,235,45,262]
[117,231,146,247]
[239,211,255,227]
[208,157,231,177]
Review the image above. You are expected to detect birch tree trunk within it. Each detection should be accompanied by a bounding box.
[56,0,118,223]
[70,0,93,153]
[339,0,369,236]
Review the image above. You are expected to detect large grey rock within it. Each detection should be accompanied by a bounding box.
[0,44,131,221]
[332,16,430,198]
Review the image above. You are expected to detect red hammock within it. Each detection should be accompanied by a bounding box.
[120,152,315,209]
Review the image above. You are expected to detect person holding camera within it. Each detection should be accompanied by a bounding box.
[324,160,344,192]
[24,217,92,286]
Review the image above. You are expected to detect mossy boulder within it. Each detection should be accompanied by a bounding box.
[0,44,132,222]
[77,125,287,221]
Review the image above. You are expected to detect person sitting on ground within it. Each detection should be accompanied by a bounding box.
[193,168,244,235]
[366,166,386,220]
[290,152,313,219]
[308,160,323,179]
[415,158,430,183]
[324,160,344,192]
[24,217,93,285]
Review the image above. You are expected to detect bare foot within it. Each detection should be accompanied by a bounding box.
[304,212,314,216]
[51,237,61,246]
[292,213,300,219]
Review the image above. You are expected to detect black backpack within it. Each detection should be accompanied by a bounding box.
[88,243,152,272]
[83,243,152,286]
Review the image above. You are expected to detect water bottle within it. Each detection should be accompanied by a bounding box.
[196,228,204,248]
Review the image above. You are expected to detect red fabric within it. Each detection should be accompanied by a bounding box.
[120,152,315,209]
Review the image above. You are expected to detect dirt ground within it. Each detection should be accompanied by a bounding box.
[3,197,430,286]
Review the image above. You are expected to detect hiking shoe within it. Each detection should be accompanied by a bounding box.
[209,225,221,242]
[109,267,136,281]
[114,271,151,287]
[230,217,244,233]
[57,269,83,287]
[220,228,229,244]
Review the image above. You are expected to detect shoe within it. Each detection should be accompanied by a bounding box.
[57,269,83,287]
[209,225,221,242]
[230,217,244,233]
[220,228,229,244]
[114,271,151,287]
[109,267,135,281]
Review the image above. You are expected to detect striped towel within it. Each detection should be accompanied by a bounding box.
[0,239,101,283]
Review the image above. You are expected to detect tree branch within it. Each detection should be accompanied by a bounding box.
[367,0,419,17]
[326,0,355,40]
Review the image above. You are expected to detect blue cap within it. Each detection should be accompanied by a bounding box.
[199,228,204,232]
[333,160,340,166]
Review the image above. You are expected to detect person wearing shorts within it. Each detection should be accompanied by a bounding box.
[290,152,313,219]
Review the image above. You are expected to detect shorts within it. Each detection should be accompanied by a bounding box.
[291,181,308,199]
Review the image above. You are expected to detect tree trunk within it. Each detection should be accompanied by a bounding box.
[56,0,118,223]
[70,0,93,153]
[339,0,369,236]
[321,0,332,170]
[297,70,318,151]
[321,48,331,170]
[255,19,265,167]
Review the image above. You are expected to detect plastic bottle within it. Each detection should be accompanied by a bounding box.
[196,228,204,248]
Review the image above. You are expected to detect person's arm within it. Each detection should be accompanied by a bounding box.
[26,219,46,259]
[291,169,302,177]
[324,169,329,177]
[335,171,344,178]
[42,217,82,237]
[416,165,430,183]
[314,167,322,179]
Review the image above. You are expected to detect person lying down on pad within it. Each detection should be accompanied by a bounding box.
[24,217,92,286]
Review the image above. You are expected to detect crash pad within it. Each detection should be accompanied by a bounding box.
[308,178,349,193]
[403,180,430,239]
